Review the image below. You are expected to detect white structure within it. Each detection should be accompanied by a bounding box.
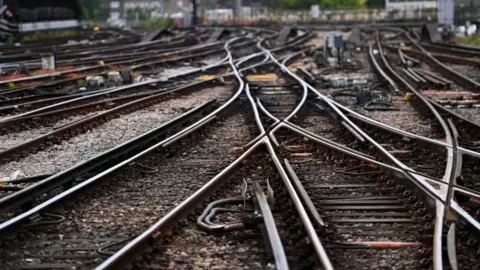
[109,0,162,19]
[438,0,454,25]
[385,0,437,10]
[124,0,161,9]
[205,9,234,23]
[19,20,79,32]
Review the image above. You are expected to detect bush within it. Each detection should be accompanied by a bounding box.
[137,17,173,29]
[456,34,480,47]
[22,30,81,41]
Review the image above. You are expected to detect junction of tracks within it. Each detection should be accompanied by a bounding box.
[0,25,479,269]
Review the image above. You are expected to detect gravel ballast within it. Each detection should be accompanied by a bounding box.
[0,112,98,150]
[0,86,232,178]
[0,110,255,268]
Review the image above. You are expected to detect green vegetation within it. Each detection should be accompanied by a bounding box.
[365,0,385,8]
[80,0,109,21]
[277,0,365,10]
[22,30,81,41]
[136,17,173,29]
[456,34,480,47]
[127,8,153,22]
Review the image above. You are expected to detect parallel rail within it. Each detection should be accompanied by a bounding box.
[1,25,479,270]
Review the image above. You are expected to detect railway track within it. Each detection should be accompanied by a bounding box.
[284,135,433,269]
[0,25,478,270]
[0,104,255,269]
[258,30,479,269]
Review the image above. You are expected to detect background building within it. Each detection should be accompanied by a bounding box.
[385,0,437,10]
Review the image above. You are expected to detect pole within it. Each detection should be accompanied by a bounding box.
[191,0,197,25]
[120,0,125,18]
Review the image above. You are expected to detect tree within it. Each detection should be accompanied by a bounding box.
[126,7,151,22]
[79,0,110,20]
[261,0,280,9]
[365,0,384,8]
[278,0,365,10]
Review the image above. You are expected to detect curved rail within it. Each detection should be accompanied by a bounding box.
[95,35,290,269]
[258,33,463,269]
[4,26,478,270]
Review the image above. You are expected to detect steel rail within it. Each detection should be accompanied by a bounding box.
[377,29,480,202]
[445,119,460,217]
[151,37,247,148]
[257,99,479,201]
[375,30,458,209]
[0,33,136,53]
[0,35,142,62]
[281,49,310,122]
[0,96,218,213]
[0,38,229,87]
[418,41,480,58]
[255,97,343,234]
[331,99,480,158]
[369,43,399,92]
[0,59,232,122]
[252,181,289,270]
[266,117,479,232]
[95,35,285,269]
[0,29,140,53]
[0,56,242,117]
[242,44,334,269]
[255,100,374,161]
[96,136,265,269]
[98,33,322,270]
[0,38,246,99]
[0,36,277,121]
[235,35,310,71]
[445,119,461,270]
[0,74,114,100]
[241,45,309,148]
[237,45,291,270]
[0,80,220,164]
[258,91,454,205]
[374,32,462,270]
[0,89,165,131]
[0,45,187,72]
[1,30,182,58]
[0,81,146,115]
[264,136,334,270]
[258,31,480,236]
[374,29,455,163]
[246,84,266,134]
[259,37,453,270]
[392,46,480,69]
[398,28,480,91]
[241,35,312,131]
[130,39,255,71]
[0,99,218,233]
[0,34,260,231]
[283,159,325,228]
[259,36,460,204]
[0,35,280,216]
[374,29,456,221]
[8,27,475,269]
[428,41,480,53]
[395,31,480,153]
[142,42,307,150]
[273,121,478,232]
[362,27,480,233]
[0,35,186,69]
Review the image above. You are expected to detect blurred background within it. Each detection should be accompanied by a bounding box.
[0,0,478,42]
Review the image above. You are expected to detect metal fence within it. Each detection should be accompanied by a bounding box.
[455,7,480,24]
[203,7,438,25]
